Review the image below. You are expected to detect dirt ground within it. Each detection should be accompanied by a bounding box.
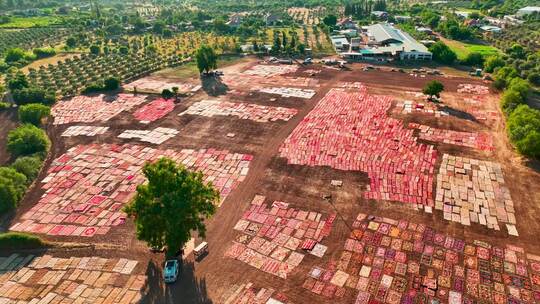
[0,108,18,166]
[3,57,540,303]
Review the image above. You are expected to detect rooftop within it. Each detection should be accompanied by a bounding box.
[366,23,431,54]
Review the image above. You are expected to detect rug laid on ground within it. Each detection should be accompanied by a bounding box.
[10,144,252,237]
[224,195,336,279]
[179,99,298,122]
[52,94,147,125]
[303,213,540,304]
[409,123,494,151]
[221,281,290,304]
[435,154,517,234]
[279,86,437,206]
[0,254,146,303]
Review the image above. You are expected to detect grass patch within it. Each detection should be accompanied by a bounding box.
[442,38,500,60]
[0,232,45,250]
[155,55,250,79]
[0,16,63,28]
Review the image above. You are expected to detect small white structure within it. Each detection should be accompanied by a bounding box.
[194,241,208,259]
[480,25,502,34]
[331,35,351,51]
[517,6,540,18]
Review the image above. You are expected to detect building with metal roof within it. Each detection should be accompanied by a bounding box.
[516,6,540,18]
[363,23,432,60]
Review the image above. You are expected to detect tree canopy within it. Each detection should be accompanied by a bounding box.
[429,42,457,65]
[124,158,219,255]
[7,124,50,157]
[195,45,218,74]
[423,80,445,100]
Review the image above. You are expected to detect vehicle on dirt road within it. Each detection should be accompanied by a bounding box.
[163,260,179,283]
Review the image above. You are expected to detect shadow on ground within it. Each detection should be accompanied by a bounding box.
[438,105,478,122]
[201,76,229,97]
[141,260,212,304]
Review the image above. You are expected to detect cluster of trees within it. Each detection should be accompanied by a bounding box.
[429,41,457,65]
[81,76,121,94]
[7,72,56,105]
[344,0,387,18]
[437,16,473,41]
[1,122,50,213]
[487,57,540,158]
[270,30,306,55]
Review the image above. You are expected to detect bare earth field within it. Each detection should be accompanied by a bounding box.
[1,57,540,304]
[0,109,18,165]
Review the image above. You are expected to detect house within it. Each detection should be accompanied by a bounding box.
[338,29,358,38]
[415,27,433,34]
[371,11,388,19]
[350,37,362,50]
[227,13,243,28]
[330,36,351,51]
[503,15,525,25]
[337,17,357,29]
[395,16,412,23]
[516,6,540,18]
[464,19,480,27]
[265,13,282,26]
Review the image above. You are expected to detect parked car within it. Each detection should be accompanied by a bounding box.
[303,58,313,64]
[163,260,179,283]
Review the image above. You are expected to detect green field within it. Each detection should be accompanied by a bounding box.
[0,16,63,28]
[442,38,500,60]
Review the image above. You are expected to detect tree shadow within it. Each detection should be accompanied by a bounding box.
[437,105,478,122]
[141,259,212,304]
[524,158,540,174]
[201,76,229,97]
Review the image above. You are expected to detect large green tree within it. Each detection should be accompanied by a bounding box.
[0,167,27,213]
[7,124,50,157]
[429,41,457,65]
[124,158,219,255]
[423,80,445,100]
[195,45,218,74]
[507,105,540,158]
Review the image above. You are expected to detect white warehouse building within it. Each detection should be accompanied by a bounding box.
[341,23,432,61]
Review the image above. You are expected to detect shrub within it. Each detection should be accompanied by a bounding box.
[507,105,540,158]
[500,89,524,115]
[483,55,505,73]
[82,77,120,94]
[11,155,43,181]
[81,82,104,94]
[32,47,57,59]
[103,77,120,90]
[0,232,45,250]
[527,73,540,86]
[0,167,27,212]
[4,48,27,63]
[507,78,531,99]
[428,41,457,65]
[493,67,519,89]
[7,72,29,91]
[0,102,10,110]
[12,87,56,105]
[90,45,101,55]
[462,52,484,67]
[161,89,174,99]
[18,103,51,126]
[7,124,50,157]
